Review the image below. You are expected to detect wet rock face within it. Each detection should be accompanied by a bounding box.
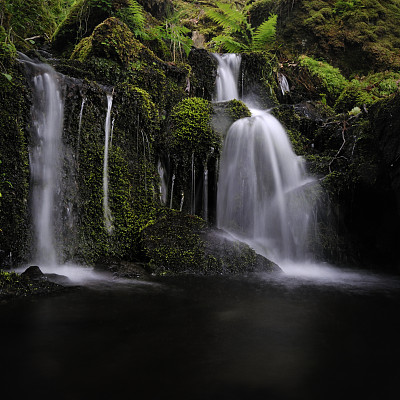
[371,93,400,214]
[136,0,173,19]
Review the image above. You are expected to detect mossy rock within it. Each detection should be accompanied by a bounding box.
[211,99,251,138]
[241,52,279,108]
[188,48,218,101]
[168,97,220,163]
[52,0,135,54]
[71,17,144,66]
[141,210,280,275]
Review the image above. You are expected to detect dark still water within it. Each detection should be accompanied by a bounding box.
[1,266,400,400]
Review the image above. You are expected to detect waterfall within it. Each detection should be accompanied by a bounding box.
[103,93,114,234]
[20,55,64,265]
[215,54,317,263]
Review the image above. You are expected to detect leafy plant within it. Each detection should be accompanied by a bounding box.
[205,2,277,52]
[151,12,193,62]
[114,0,148,39]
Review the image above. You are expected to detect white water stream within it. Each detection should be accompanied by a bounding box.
[103,93,114,234]
[21,58,65,266]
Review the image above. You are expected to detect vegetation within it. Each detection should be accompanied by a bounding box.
[205,2,277,52]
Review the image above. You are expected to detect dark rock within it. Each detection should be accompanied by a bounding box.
[45,273,72,285]
[137,0,173,20]
[96,260,151,280]
[21,265,47,281]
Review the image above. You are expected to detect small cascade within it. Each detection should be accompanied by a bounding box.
[158,160,168,205]
[103,93,114,234]
[170,173,175,209]
[191,152,196,214]
[203,166,209,222]
[278,72,290,95]
[215,54,318,263]
[19,55,64,265]
[214,53,241,101]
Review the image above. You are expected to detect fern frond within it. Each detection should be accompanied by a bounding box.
[205,2,246,34]
[211,35,248,53]
[252,14,277,51]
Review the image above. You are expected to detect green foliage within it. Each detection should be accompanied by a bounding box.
[53,0,148,54]
[0,25,15,56]
[206,2,276,52]
[150,11,193,63]
[334,71,400,113]
[332,0,363,15]
[113,0,148,39]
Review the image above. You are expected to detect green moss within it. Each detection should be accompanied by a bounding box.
[242,51,279,107]
[73,82,160,263]
[169,97,219,163]
[299,55,348,103]
[334,71,400,113]
[71,17,143,66]
[227,99,251,120]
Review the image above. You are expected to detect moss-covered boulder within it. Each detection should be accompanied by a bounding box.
[71,17,144,66]
[141,210,280,275]
[52,0,143,55]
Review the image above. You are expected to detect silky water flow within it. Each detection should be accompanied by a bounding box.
[215,54,320,271]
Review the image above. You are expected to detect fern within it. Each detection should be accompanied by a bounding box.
[252,14,277,51]
[114,0,148,39]
[212,35,248,53]
[206,2,247,34]
[206,2,277,53]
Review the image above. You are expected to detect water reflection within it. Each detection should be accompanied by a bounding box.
[1,270,399,400]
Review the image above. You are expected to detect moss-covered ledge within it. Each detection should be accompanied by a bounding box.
[140,210,280,275]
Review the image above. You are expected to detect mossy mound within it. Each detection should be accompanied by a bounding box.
[141,210,280,275]
[52,0,139,54]
[71,17,144,66]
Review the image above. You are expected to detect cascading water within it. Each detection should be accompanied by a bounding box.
[214,54,241,101]
[103,93,114,234]
[20,55,65,266]
[215,54,317,263]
